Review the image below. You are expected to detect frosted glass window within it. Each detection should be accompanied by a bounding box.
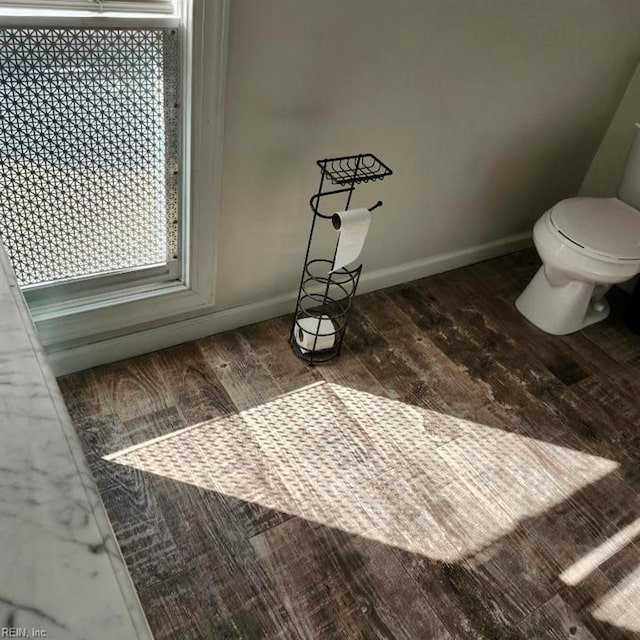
[0,27,180,286]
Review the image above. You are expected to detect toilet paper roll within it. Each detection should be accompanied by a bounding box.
[295,315,336,352]
[330,208,371,272]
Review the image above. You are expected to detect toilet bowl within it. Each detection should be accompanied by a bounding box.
[516,197,640,334]
[517,123,640,335]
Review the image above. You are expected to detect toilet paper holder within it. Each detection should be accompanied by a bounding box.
[289,153,393,365]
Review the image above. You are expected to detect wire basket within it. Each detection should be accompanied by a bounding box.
[290,260,361,364]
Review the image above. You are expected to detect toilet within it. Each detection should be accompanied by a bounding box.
[516,124,640,335]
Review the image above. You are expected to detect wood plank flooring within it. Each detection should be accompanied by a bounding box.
[59,250,640,639]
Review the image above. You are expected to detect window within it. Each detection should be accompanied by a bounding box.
[0,24,181,288]
[0,0,228,366]
[0,0,185,308]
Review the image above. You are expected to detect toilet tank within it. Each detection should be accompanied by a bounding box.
[618,123,640,209]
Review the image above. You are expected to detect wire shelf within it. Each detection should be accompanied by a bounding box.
[317,153,392,186]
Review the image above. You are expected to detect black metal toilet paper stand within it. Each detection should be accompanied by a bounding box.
[289,153,393,365]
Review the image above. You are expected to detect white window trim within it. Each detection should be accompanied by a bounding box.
[0,1,175,14]
[0,0,175,17]
[1,0,229,350]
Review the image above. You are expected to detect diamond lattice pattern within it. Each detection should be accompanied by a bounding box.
[0,27,179,287]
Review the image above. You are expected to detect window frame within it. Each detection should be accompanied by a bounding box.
[0,1,175,13]
[0,0,228,351]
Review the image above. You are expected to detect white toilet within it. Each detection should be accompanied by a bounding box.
[516,125,640,335]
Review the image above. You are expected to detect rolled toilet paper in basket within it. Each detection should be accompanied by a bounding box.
[295,315,336,352]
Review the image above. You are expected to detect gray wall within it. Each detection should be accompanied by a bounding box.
[212,0,640,309]
[580,61,640,199]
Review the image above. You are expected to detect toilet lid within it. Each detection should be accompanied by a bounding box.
[549,197,640,260]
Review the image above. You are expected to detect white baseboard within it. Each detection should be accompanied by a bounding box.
[356,231,533,294]
[48,231,533,376]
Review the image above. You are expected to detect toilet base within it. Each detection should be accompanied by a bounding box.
[515,267,610,335]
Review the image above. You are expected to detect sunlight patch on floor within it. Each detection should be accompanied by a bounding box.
[591,562,640,632]
[560,518,640,586]
[104,381,618,562]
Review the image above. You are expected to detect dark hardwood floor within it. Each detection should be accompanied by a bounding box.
[59,250,640,639]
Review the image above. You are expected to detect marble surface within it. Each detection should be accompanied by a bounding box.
[0,244,153,640]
